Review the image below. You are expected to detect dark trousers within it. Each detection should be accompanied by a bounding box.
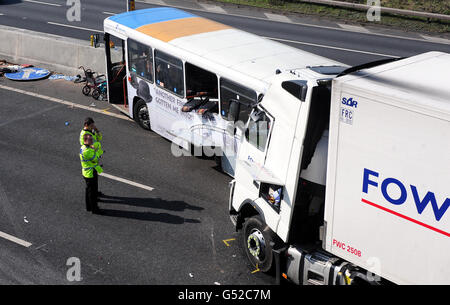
[84,170,98,212]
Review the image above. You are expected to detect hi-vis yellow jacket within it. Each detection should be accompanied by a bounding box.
[79,145,103,178]
[79,129,103,156]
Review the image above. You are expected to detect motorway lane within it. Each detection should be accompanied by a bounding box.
[0,0,448,285]
[0,0,449,66]
[0,78,272,284]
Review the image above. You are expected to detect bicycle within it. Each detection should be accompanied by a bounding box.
[78,66,106,98]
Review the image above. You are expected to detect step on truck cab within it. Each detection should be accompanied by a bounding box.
[229,51,450,285]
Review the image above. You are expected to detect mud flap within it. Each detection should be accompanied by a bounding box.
[271,243,287,285]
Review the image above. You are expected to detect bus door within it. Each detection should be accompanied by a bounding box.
[126,39,155,126]
[104,33,127,105]
[219,79,258,176]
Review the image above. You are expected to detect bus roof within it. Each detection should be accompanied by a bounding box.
[105,7,342,87]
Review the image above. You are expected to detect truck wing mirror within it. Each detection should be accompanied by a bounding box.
[281,80,308,102]
[227,99,240,122]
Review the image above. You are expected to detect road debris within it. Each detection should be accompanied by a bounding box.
[5,67,50,81]
[49,74,77,81]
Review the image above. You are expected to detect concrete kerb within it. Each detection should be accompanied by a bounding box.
[0,25,106,76]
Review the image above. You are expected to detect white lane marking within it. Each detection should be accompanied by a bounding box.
[103,12,117,15]
[47,22,103,33]
[52,15,390,57]
[0,230,32,248]
[0,13,4,16]
[24,0,61,7]
[99,173,154,192]
[420,35,450,45]
[44,5,434,56]
[147,0,166,5]
[263,36,398,58]
[337,23,371,34]
[136,0,450,45]
[264,13,291,23]
[0,84,133,122]
[48,18,398,57]
[198,3,227,14]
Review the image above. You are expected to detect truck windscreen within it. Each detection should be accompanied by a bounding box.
[308,66,347,75]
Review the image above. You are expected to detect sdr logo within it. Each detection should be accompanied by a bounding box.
[342,97,358,108]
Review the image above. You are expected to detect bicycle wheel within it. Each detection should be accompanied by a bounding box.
[92,89,100,100]
[82,85,91,96]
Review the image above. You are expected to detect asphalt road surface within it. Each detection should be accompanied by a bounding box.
[0,0,449,285]
[0,77,276,284]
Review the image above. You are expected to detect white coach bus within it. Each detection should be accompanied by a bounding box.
[103,7,345,176]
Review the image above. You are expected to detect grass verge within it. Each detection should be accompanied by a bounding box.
[209,0,450,34]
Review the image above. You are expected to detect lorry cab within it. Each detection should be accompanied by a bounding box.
[229,65,345,274]
[230,52,450,285]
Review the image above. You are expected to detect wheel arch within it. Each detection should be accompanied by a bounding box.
[132,96,142,119]
[235,199,266,231]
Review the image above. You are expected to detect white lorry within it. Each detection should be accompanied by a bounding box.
[228,51,450,285]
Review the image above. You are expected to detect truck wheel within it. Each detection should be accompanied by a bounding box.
[241,215,275,273]
[134,99,150,130]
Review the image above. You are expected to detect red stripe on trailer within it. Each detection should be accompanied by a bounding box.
[361,198,450,238]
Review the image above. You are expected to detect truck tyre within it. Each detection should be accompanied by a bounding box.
[241,215,276,273]
[134,99,151,130]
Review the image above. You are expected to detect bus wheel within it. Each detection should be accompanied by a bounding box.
[241,215,275,273]
[134,99,151,130]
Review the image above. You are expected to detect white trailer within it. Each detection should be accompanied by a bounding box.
[229,51,450,285]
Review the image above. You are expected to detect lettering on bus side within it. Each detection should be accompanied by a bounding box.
[154,88,193,121]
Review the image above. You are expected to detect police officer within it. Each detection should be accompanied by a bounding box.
[80,133,103,214]
[80,117,103,156]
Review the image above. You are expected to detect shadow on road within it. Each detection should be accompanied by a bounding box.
[99,194,204,212]
[0,0,22,5]
[96,195,202,224]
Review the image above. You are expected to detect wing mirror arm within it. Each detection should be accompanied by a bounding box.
[227,99,240,123]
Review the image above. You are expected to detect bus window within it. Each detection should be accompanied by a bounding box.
[155,50,184,97]
[185,63,218,99]
[220,78,256,122]
[128,39,153,83]
[185,63,218,114]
